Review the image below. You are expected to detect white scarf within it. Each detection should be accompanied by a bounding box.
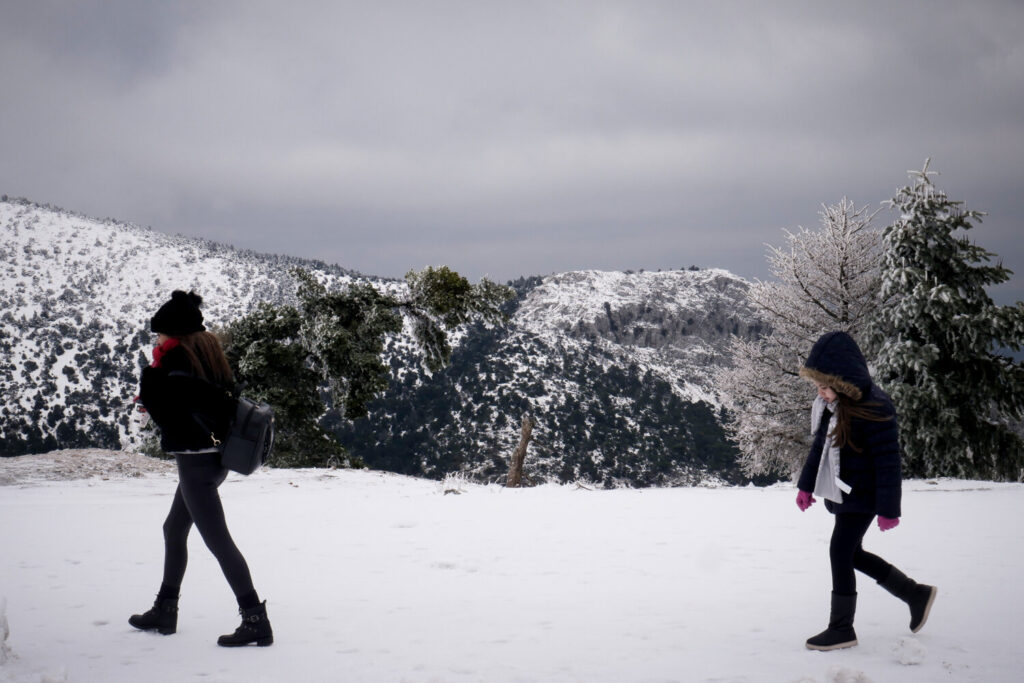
[810,396,852,504]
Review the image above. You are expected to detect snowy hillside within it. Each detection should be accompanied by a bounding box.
[0,197,361,454]
[339,269,763,486]
[517,268,762,405]
[0,451,1021,682]
[2,197,765,485]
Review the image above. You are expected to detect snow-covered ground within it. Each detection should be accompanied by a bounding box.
[1,452,1021,682]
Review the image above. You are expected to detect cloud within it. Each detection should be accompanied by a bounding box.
[1,1,1022,299]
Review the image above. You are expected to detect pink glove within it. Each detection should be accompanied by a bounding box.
[878,516,900,532]
[796,490,816,511]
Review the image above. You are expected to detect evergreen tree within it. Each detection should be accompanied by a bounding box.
[224,267,513,468]
[871,161,1024,480]
[715,198,886,476]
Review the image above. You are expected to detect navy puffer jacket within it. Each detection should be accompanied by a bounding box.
[797,332,902,518]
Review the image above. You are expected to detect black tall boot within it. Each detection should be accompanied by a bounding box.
[217,601,273,647]
[129,597,178,635]
[806,592,858,651]
[879,567,937,633]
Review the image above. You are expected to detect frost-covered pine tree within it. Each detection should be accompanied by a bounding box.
[716,199,886,475]
[225,266,513,467]
[871,161,1024,480]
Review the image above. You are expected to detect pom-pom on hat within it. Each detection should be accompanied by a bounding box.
[151,290,206,336]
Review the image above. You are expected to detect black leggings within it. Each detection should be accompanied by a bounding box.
[829,513,892,595]
[162,453,256,600]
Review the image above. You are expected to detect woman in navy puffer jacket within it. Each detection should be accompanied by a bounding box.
[795,331,937,651]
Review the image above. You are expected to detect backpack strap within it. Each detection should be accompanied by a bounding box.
[167,371,237,448]
[167,370,239,399]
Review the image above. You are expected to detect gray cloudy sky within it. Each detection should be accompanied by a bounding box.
[2,1,1022,302]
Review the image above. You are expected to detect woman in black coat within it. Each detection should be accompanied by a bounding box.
[795,331,936,651]
[129,291,273,647]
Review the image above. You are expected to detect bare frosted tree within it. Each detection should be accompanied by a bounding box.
[715,198,887,476]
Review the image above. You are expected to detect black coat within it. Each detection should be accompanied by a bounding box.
[139,345,235,453]
[797,332,902,518]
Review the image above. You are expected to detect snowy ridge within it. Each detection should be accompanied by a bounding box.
[0,198,353,328]
[0,197,366,453]
[517,267,747,336]
[3,198,766,486]
[515,267,762,405]
[341,269,764,486]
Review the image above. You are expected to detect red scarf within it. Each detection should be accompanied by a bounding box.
[151,338,181,368]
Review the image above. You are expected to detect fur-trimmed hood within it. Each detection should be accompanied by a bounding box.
[799,331,872,401]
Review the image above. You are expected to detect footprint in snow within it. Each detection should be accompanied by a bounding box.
[892,636,927,665]
[825,665,873,683]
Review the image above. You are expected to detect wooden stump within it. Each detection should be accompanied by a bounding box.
[506,414,536,488]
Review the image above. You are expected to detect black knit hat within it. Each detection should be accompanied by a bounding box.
[151,290,206,336]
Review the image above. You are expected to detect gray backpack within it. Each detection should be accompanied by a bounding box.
[171,371,275,475]
[218,396,275,475]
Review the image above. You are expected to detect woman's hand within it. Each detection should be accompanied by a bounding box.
[796,490,816,511]
[130,397,150,429]
[877,516,900,532]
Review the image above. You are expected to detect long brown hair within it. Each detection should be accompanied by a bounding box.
[831,392,892,452]
[177,331,234,386]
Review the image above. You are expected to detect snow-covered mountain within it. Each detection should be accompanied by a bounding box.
[1,197,766,485]
[0,197,361,454]
[517,268,763,405]
[338,268,765,486]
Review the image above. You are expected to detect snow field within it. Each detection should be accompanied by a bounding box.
[0,468,1021,682]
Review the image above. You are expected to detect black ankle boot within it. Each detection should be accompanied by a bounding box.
[806,592,858,651]
[217,601,273,647]
[879,567,937,633]
[129,597,178,635]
